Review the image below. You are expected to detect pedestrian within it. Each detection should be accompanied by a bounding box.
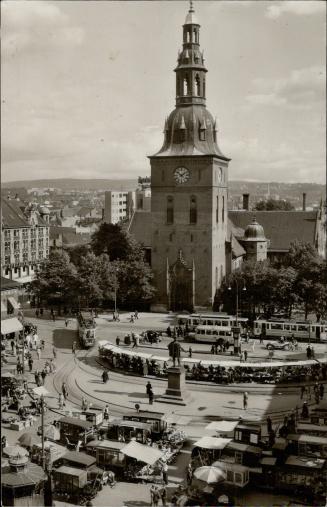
[306,345,311,360]
[243,391,248,410]
[116,336,120,346]
[245,331,250,343]
[311,346,315,359]
[211,344,215,354]
[162,461,168,485]
[134,311,138,319]
[150,485,160,507]
[10,339,15,354]
[37,372,43,387]
[58,393,65,409]
[41,370,47,385]
[259,333,263,344]
[62,382,68,400]
[40,308,44,317]
[82,397,87,411]
[251,340,255,353]
[319,383,324,400]
[41,339,45,351]
[146,381,152,397]
[166,326,171,338]
[65,319,69,328]
[132,334,137,348]
[72,341,77,355]
[188,347,193,358]
[300,386,306,399]
[266,416,272,434]
[148,387,154,405]
[34,370,39,385]
[35,308,39,318]
[244,350,248,362]
[301,401,309,419]
[37,347,41,360]
[160,486,167,507]
[28,357,33,372]
[53,346,57,359]
[130,314,135,323]
[102,370,109,384]
[103,404,109,421]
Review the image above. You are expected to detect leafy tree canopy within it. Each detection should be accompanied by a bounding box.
[254,198,294,211]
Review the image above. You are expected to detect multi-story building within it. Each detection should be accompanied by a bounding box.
[103,191,135,224]
[1,198,50,285]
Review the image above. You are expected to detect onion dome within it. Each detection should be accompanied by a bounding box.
[243,217,266,241]
[39,205,50,215]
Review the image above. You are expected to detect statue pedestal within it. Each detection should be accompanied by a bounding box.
[157,366,191,406]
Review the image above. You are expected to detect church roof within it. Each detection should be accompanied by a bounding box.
[151,106,229,159]
[128,210,152,247]
[229,210,318,252]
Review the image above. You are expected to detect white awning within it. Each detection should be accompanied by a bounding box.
[121,441,164,465]
[194,436,232,450]
[206,421,238,433]
[1,301,6,312]
[7,297,20,310]
[1,317,23,335]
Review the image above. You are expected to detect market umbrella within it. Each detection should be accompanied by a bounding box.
[193,466,226,485]
[18,432,41,448]
[3,445,29,458]
[2,461,47,486]
[43,425,60,441]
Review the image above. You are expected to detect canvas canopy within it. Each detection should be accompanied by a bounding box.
[1,317,23,335]
[194,437,232,450]
[121,441,164,465]
[205,421,238,433]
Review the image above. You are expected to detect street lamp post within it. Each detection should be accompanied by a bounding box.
[114,267,119,315]
[40,394,46,471]
[228,279,246,356]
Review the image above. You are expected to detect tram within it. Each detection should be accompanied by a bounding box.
[192,325,234,344]
[177,313,248,333]
[77,311,96,348]
[253,319,327,343]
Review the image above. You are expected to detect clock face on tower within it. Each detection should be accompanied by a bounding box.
[174,167,190,184]
[217,167,223,183]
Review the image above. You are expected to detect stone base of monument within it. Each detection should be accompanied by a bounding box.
[157,366,191,406]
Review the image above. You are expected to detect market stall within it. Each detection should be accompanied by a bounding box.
[123,410,167,438]
[85,439,126,475]
[30,441,67,468]
[121,440,165,482]
[106,419,152,444]
[191,437,232,467]
[58,416,95,447]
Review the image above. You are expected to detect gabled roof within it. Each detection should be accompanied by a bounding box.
[128,210,152,248]
[229,210,318,252]
[2,199,29,228]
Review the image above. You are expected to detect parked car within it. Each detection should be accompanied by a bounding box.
[266,341,290,351]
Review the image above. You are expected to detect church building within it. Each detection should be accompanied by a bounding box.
[149,3,230,311]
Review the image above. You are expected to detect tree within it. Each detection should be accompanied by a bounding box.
[91,223,143,261]
[30,250,77,309]
[254,198,294,211]
[115,258,155,309]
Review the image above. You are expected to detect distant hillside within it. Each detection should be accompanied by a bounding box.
[1,178,138,191]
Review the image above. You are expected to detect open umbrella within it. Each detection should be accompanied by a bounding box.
[18,432,41,448]
[43,425,60,441]
[3,445,29,458]
[193,466,226,485]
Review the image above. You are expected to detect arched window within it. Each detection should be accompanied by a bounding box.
[195,75,201,96]
[222,195,225,222]
[190,195,197,224]
[186,30,191,43]
[193,28,197,43]
[183,77,190,96]
[167,196,174,224]
[216,196,219,223]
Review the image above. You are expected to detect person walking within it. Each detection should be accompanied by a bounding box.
[41,369,47,385]
[148,386,154,405]
[160,486,167,507]
[266,416,272,435]
[134,311,139,320]
[72,341,77,355]
[243,391,248,410]
[259,333,263,344]
[58,393,65,409]
[37,347,41,360]
[34,370,39,386]
[306,345,312,360]
[10,339,15,354]
[150,485,160,507]
[28,357,33,372]
[102,370,109,384]
[65,318,69,328]
[162,461,169,485]
[62,382,68,401]
[53,346,57,359]
[244,350,248,362]
[37,372,43,387]
[188,347,193,358]
[103,404,110,421]
[116,336,120,346]
[35,308,39,318]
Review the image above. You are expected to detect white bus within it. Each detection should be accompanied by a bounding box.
[177,313,248,333]
[253,319,327,343]
[193,325,234,344]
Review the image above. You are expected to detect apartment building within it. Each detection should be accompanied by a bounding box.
[103,191,135,224]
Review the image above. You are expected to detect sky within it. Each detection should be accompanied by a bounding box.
[1,0,326,183]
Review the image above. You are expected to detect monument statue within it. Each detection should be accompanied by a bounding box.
[168,336,186,367]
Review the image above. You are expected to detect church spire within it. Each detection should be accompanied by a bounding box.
[175,1,207,107]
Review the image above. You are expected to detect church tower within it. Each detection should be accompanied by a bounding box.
[150,2,230,311]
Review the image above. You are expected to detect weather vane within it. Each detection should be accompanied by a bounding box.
[189,0,194,13]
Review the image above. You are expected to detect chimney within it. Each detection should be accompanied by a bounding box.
[243,193,250,211]
[302,193,307,211]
